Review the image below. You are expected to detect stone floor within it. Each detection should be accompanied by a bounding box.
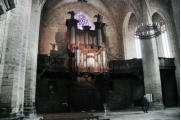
[24,107,179,120]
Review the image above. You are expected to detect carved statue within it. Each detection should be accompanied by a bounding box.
[50,43,57,50]
[94,14,103,23]
[68,11,75,19]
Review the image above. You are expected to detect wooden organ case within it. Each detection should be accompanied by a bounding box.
[66,11,109,111]
[66,12,108,74]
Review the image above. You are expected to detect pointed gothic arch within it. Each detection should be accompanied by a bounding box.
[152,12,172,58]
[123,12,141,59]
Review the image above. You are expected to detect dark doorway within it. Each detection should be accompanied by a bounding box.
[160,69,179,107]
[68,83,101,112]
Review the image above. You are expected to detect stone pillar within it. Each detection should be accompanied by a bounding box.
[137,0,163,108]
[0,12,10,95]
[0,0,32,119]
[140,35,163,108]
[24,1,42,117]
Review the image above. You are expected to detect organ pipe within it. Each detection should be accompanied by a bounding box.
[98,29,102,46]
[71,26,76,44]
[66,12,108,73]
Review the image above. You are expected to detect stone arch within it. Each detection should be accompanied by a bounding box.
[46,0,112,22]
[122,12,139,59]
[39,2,119,57]
[151,10,178,58]
[152,12,173,58]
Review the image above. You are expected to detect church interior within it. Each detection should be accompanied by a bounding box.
[0,0,180,120]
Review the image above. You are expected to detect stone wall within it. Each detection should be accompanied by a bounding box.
[0,0,33,118]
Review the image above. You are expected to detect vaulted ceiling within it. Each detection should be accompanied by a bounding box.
[43,0,143,20]
[39,0,173,59]
[39,0,144,59]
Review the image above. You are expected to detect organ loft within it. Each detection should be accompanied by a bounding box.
[66,11,108,76]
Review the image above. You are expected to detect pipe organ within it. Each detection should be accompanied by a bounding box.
[66,11,108,73]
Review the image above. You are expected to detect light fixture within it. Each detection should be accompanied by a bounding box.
[135,0,165,40]
[135,22,165,40]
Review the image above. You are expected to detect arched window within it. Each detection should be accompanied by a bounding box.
[161,24,171,58]
[135,35,142,58]
[123,13,142,59]
[152,13,172,58]
[75,12,95,30]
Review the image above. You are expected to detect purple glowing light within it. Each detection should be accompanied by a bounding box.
[76,15,89,29]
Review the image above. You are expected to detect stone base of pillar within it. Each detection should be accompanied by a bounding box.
[149,102,165,110]
[0,108,24,120]
[24,106,36,118]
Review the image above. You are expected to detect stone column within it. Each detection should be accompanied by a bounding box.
[0,13,10,94]
[140,34,163,108]
[137,0,163,108]
[24,1,42,117]
[0,0,32,118]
